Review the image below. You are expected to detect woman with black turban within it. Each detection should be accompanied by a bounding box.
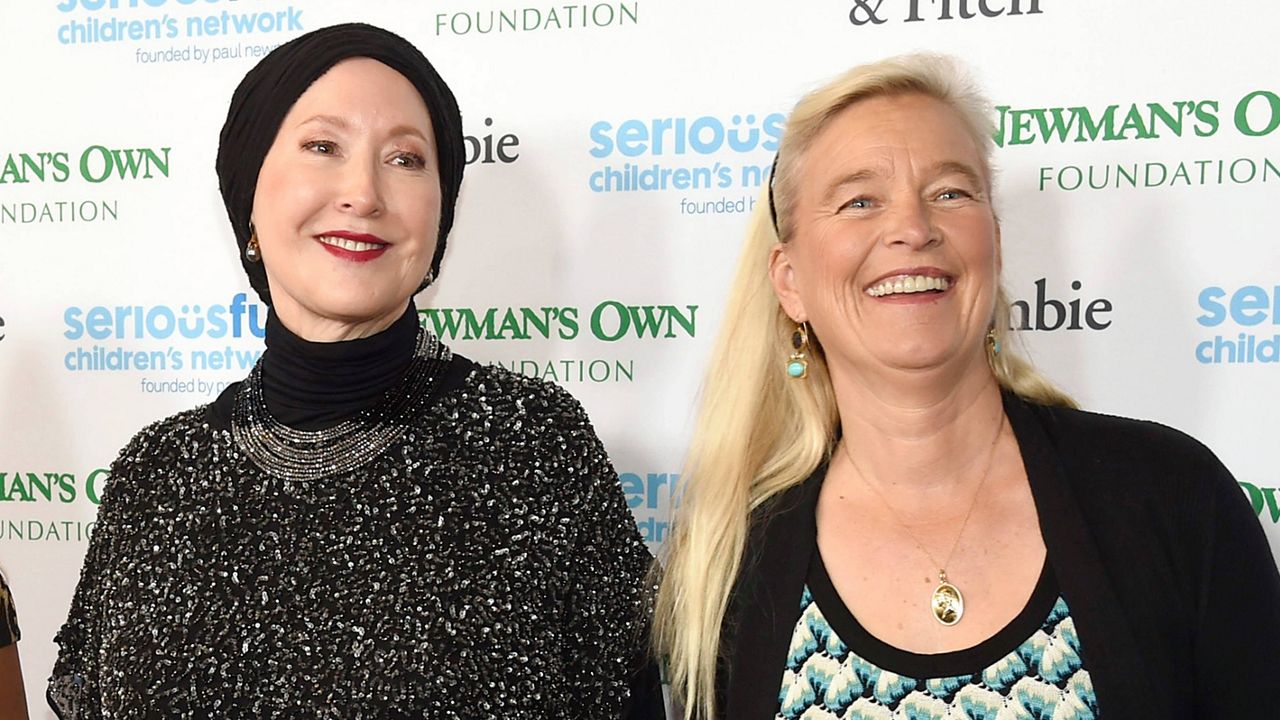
[48,23,660,719]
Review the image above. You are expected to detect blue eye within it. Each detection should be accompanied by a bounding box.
[937,189,971,201]
[843,197,873,210]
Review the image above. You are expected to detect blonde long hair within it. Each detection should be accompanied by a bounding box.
[652,53,1075,719]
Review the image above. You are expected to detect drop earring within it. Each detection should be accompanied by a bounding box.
[245,224,262,263]
[986,328,1001,355]
[787,322,809,379]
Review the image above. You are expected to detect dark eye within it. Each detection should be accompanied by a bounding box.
[392,152,426,170]
[302,140,337,155]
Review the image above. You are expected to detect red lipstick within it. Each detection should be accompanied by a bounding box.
[315,230,389,263]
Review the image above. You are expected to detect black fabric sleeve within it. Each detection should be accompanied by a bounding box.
[1191,448,1280,718]
[46,428,151,720]
[0,573,18,647]
[548,390,666,720]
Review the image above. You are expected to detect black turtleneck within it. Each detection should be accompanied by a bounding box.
[207,303,472,431]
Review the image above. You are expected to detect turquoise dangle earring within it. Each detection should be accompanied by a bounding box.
[986,328,1001,356]
[787,323,809,379]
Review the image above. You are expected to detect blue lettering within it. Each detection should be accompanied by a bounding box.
[1196,286,1226,327]
[688,117,724,155]
[762,112,786,151]
[620,472,644,509]
[206,306,228,338]
[1231,285,1270,326]
[63,307,84,340]
[1195,340,1214,364]
[588,121,613,158]
[145,306,175,338]
[616,120,648,158]
[86,307,112,340]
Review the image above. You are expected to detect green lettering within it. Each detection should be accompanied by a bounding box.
[4,473,34,502]
[590,301,630,342]
[1148,102,1187,138]
[520,307,554,339]
[1235,90,1280,137]
[992,106,1010,148]
[464,308,498,339]
[497,308,529,339]
[85,468,109,505]
[79,145,113,183]
[558,307,579,339]
[1263,486,1280,524]
[1008,109,1036,145]
[0,155,23,184]
[627,305,665,338]
[1073,105,1118,142]
[29,474,53,501]
[1033,108,1078,144]
[1118,105,1155,140]
[663,305,697,337]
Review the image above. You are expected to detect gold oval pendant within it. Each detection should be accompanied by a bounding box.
[932,581,964,626]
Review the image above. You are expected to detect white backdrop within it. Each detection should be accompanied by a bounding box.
[2,0,1278,713]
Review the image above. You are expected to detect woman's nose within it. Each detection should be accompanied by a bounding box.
[336,158,385,216]
[881,197,939,250]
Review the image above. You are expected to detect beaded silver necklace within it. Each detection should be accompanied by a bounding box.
[231,327,452,481]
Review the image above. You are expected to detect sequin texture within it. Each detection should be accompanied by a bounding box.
[48,362,655,718]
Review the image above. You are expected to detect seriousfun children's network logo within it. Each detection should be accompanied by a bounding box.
[587,112,785,217]
[1195,284,1280,364]
[61,293,268,395]
[53,0,305,66]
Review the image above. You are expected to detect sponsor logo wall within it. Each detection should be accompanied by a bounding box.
[1,0,1276,711]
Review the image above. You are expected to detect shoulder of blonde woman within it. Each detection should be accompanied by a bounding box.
[0,572,30,720]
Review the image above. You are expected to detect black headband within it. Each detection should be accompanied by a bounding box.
[216,23,465,305]
[767,153,781,235]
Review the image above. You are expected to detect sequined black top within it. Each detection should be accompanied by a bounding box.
[49,353,658,718]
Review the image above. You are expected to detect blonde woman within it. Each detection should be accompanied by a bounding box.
[653,55,1280,720]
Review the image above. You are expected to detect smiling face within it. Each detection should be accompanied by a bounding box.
[251,57,441,341]
[770,92,999,382]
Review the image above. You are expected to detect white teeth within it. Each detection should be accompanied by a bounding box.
[866,275,950,297]
[318,236,383,252]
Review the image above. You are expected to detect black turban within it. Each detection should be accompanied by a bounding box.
[216,23,465,305]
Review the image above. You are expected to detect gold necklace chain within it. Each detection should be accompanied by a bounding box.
[838,414,1006,626]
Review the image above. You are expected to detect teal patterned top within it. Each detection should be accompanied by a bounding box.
[777,553,1097,720]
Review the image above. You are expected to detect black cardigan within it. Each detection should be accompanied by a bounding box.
[717,393,1280,719]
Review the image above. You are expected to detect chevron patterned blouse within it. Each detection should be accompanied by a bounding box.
[777,553,1098,720]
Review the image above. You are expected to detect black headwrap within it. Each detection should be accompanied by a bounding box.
[216,23,465,305]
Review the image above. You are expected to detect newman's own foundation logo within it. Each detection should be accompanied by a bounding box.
[1,144,171,224]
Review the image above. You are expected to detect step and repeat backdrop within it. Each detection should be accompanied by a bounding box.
[2,0,1278,711]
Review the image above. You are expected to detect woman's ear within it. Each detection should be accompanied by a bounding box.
[769,242,808,323]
